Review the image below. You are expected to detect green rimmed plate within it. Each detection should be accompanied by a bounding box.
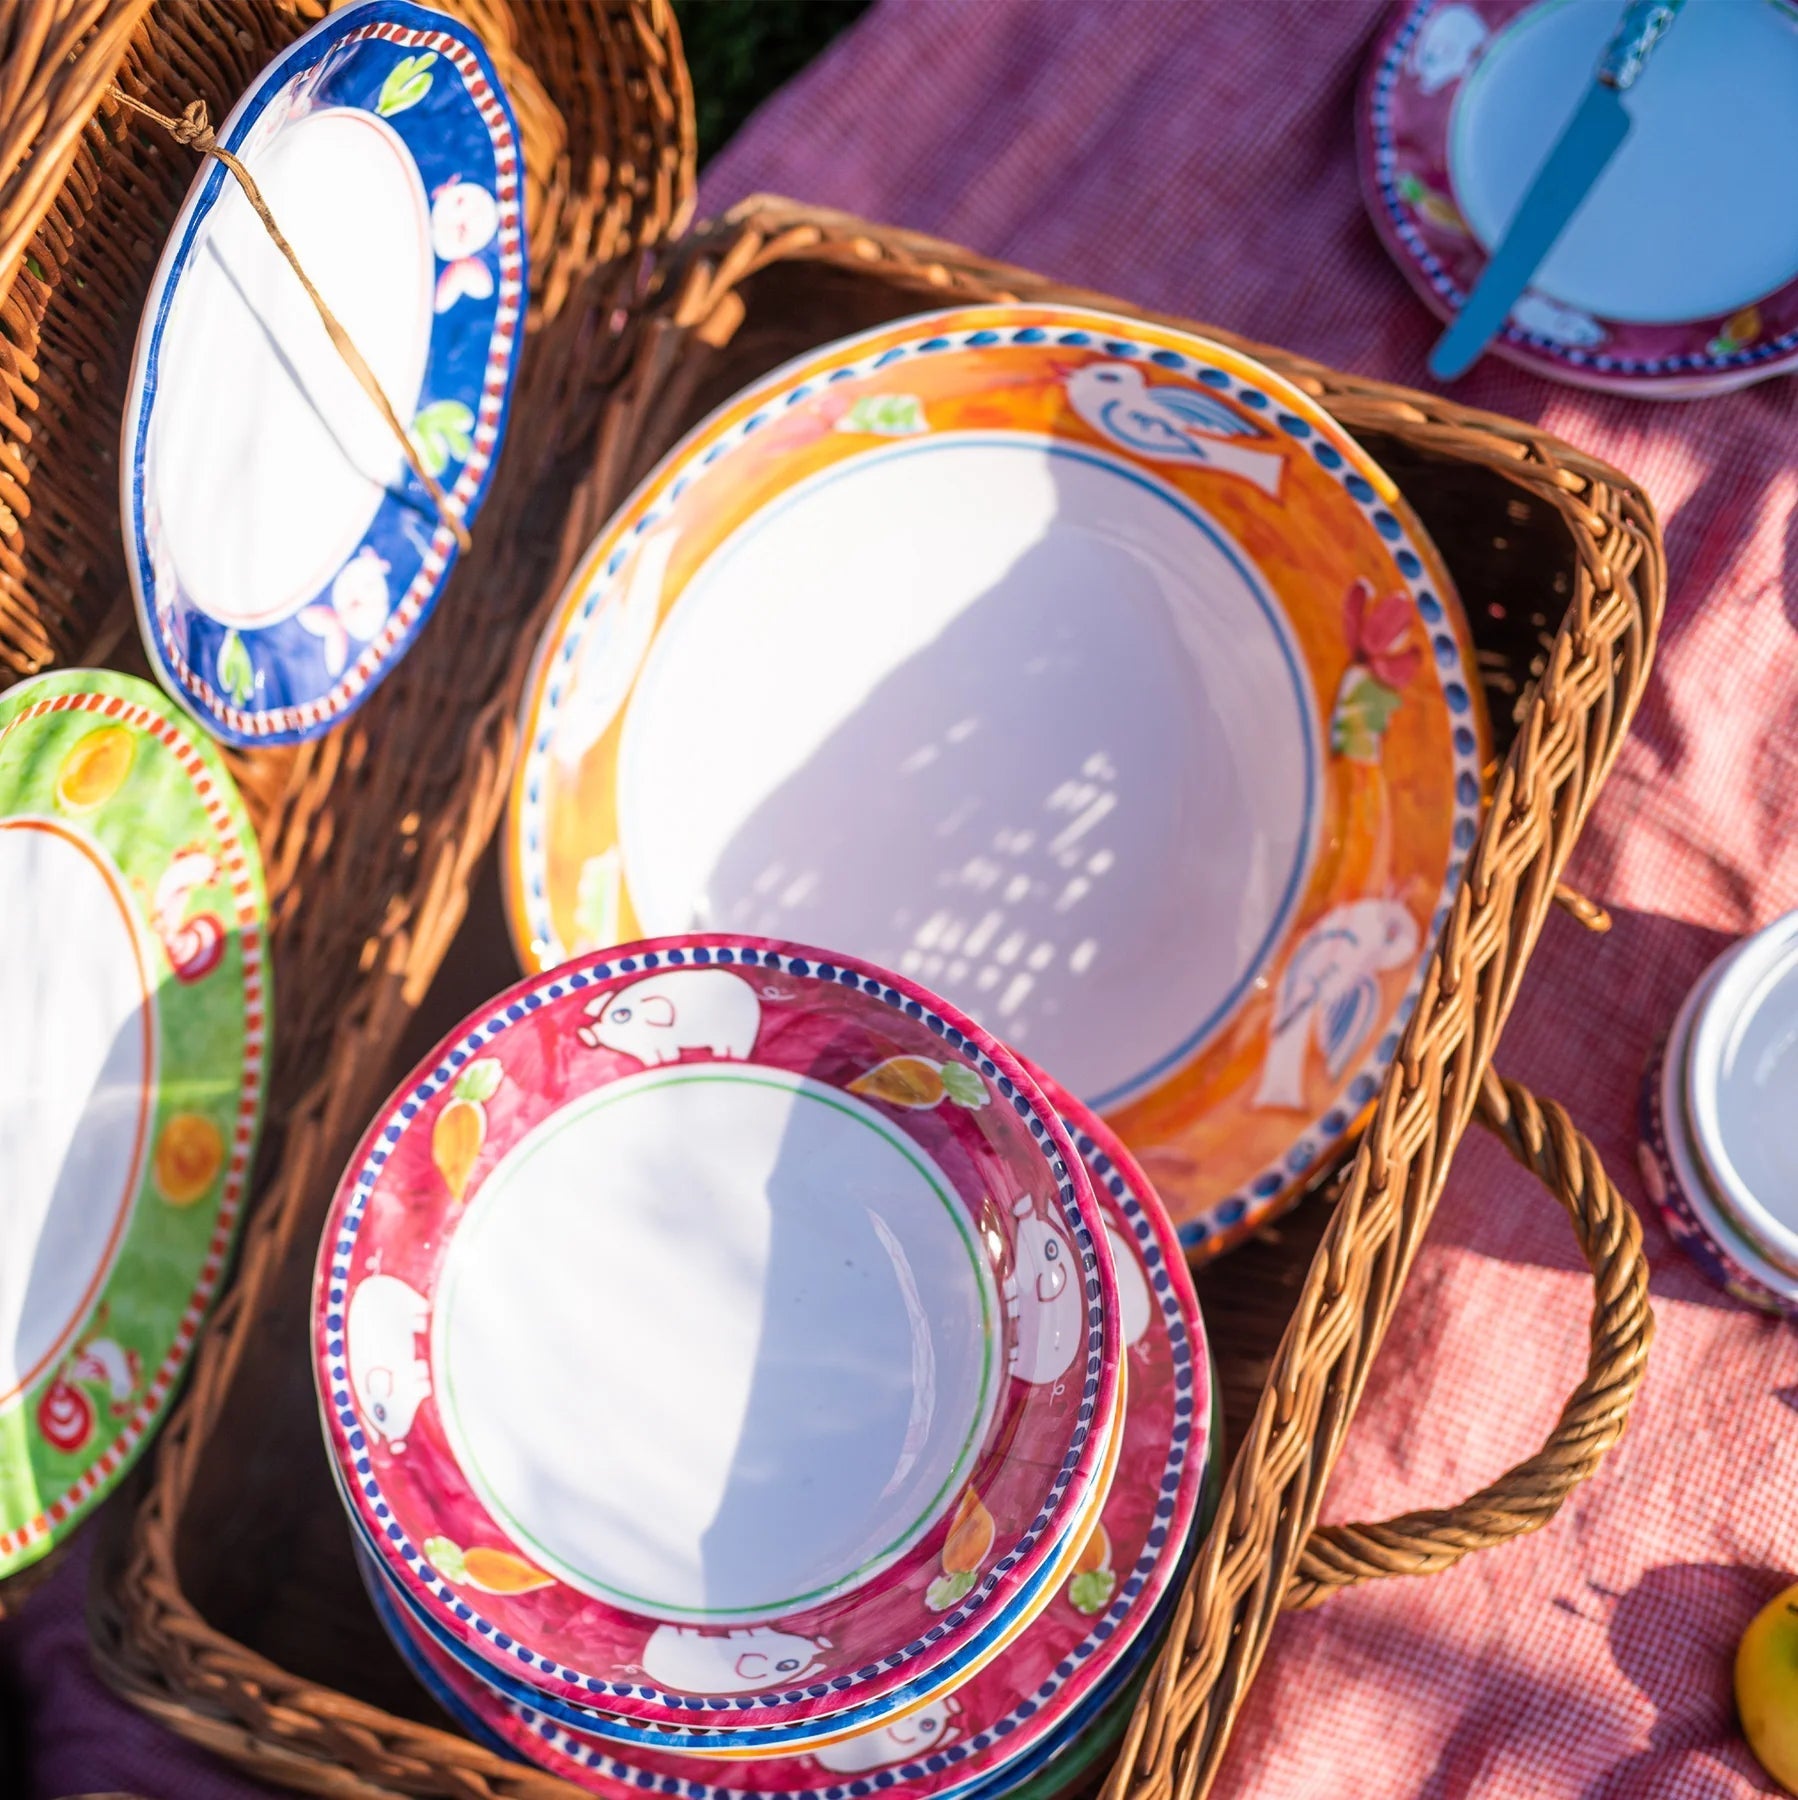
[0,669,271,1579]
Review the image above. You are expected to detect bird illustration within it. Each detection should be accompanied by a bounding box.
[1065,362,1285,496]
[553,525,676,769]
[1254,898,1420,1111]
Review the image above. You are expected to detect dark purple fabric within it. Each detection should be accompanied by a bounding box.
[0,1531,285,1797]
[7,3,1796,1794]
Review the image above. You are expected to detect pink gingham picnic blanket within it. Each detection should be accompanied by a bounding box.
[6,3,1796,1794]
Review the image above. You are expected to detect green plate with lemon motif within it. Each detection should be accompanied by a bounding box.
[0,669,270,1579]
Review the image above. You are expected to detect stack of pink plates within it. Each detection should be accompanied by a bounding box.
[314,936,1219,1797]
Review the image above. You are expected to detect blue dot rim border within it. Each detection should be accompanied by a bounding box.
[505,303,1484,1253]
[122,0,526,747]
[343,1469,1084,1754]
[314,933,1126,1731]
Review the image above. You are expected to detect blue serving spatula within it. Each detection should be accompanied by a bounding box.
[1428,0,1687,381]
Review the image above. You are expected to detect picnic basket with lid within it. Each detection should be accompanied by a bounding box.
[0,9,1658,1800]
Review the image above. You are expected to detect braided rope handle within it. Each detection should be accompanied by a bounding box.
[1284,1068,1654,1610]
[107,88,472,553]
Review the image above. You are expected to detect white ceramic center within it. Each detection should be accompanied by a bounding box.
[0,820,153,1403]
[1695,934,1798,1254]
[614,439,1318,1110]
[150,105,433,629]
[1449,0,1798,325]
[433,1065,1000,1621]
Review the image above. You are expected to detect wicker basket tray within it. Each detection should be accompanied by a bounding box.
[0,7,1662,1785]
[59,186,1663,1800]
[0,0,691,1623]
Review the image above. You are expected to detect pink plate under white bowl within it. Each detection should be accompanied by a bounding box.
[353,1074,1211,1799]
[313,936,1122,1732]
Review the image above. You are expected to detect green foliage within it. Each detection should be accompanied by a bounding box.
[673,0,873,162]
[378,52,436,117]
[422,1535,467,1582]
[217,630,255,707]
[941,1062,989,1110]
[1069,1568,1116,1616]
[410,400,476,479]
[925,1567,979,1611]
[452,1058,504,1105]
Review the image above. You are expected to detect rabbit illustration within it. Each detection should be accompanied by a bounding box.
[431,177,500,312]
[576,967,762,1065]
[640,1624,829,1695]
[1509,292,1606,350]
[812,1697,961,1773]
[1005,1196,1086,1387]
[348,1273,432,1452]
[553,528,677,770]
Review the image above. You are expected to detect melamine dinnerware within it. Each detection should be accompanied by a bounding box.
[314,935,1123,1731]
[0,669,270,1578]
[353,1078,1214,1792]
[1684,911,1798,1279]
[336,1393,1123,1756]
[504,303,1484,1251]
[360,1537,1161,1800]
[1637,941,1798,1317]
[125,0,526,744]
[1363,0,1798,395]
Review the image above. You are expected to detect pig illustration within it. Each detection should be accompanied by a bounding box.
[1509,291,1606,350]
[577,967,761,1065]
[640,1624,829,1695]
[348,1273,432,1452]
[1410,4,1487,94]
[812,1697,961,1773]
[1006,1196,1086,1387]
[1104,1221,1153,1351]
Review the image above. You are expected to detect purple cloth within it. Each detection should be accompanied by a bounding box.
[8,3,1797,1795]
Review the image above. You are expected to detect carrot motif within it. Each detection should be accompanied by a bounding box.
[422,1536,554,1594]
[927,1489,995,1611]
[1067,1519,1115,1616]
[850,1057,988,1111]
[432,1058,502,1201]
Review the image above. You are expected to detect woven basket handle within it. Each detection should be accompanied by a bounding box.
[1283,1069,1653,1610]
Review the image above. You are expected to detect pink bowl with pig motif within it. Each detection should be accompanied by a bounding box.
[350,1061,1212,1797]
[312,935,1122,1732]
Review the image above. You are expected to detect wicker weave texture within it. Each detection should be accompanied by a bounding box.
[62,196,1664,1800]
[0,0,693,683]
[0,0,693,1629]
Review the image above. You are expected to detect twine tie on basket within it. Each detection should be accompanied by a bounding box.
[108,88,474,555]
